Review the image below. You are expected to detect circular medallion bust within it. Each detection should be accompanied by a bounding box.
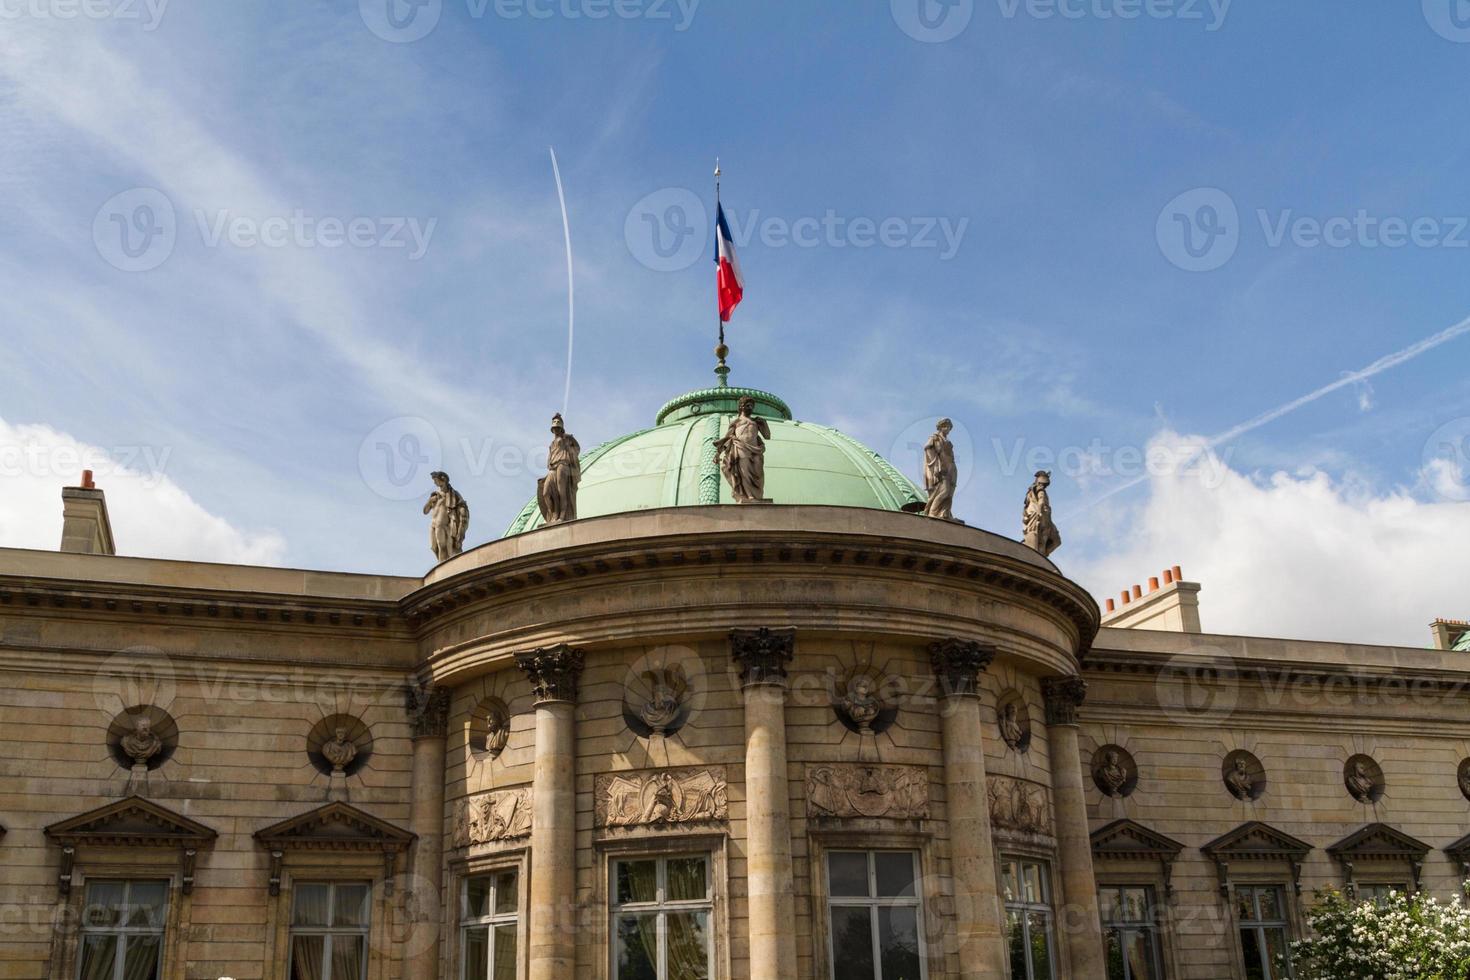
[107,705,178,771]
[1222,750,1266,801]
[1343,754,1384,805]
[1091,744,1138,799]
[308,714,372,777]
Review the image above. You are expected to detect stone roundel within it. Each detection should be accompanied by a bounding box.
[1091,744,1138,799]
[107,705,178,772]
[1344,753,1385,805]
[307,714,373,777]
[1222,749,1266,801]
[1458,758,1470,803]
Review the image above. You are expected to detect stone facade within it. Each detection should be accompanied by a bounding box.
[1,506,1465,980]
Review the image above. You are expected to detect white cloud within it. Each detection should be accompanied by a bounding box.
[1072,431,1470,648]
[0,417,285,565]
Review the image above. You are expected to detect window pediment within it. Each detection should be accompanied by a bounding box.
[1091,819,1184,861]
[253,801,415,853]
[1201,821,1311,862]
[43,796,217,896]
[1327,823,1430,862]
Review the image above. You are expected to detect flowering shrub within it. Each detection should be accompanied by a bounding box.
[1291,888,1470,979]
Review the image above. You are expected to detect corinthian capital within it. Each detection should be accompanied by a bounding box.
[927,639,995,698]
[516,644,586,704]
[1041,676,1087,726]
[729,627,795,688]
[405,680,452,739]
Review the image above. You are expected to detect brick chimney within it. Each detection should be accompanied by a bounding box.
[59,470,116,556]
[1100,564,1202,633]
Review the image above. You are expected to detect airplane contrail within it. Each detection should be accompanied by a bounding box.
[1067,312,1470,514]
[549,146,574,417]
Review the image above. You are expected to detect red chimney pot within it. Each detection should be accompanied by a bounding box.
[1148,576,1160,592]
[1172,564,1183,582]
[81,469,95,490]
[1105,598,1115,613]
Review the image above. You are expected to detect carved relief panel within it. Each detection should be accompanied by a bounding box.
[805,764,930,819]
[452,786,533,848]
[987,775,1053,836]
[594,767,729,829]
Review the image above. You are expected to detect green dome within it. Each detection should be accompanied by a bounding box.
[504,386,926,536]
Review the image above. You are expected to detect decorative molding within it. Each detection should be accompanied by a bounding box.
[44,796,218,896]
[405,681,452,739]
[516,644,585,704]
[806,764,929,820]
[1328,823,1431,896]
[1041,676,1087,726]
[594,768,729,829]
[453,787,534,847]
[928,638,994,697]
[987,775,1052,836]
[729,627,795,687]
[1091,818,1185,898]
[1201,821,1312,896]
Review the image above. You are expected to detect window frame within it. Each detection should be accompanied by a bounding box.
[608,852,716,980]
[1232,883,1294,980]
[821,848,929,980]
[1000,855,1057,980]
[459,864,524,980]
[75,877,171,980]
[285,880,373,980]
[1097,883,1165,980]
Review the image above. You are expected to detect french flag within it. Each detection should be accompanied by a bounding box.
[715,202,744,322]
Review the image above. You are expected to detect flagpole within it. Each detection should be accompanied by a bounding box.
[714,158,730,387]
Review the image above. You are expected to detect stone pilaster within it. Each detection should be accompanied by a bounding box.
[928,640,1009,980]
[516,645,584,980]
[730,628,797,979]
[404,680,451,980]
[1041,676,1107,980]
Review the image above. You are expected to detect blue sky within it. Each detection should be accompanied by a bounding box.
[2,1,1469,644]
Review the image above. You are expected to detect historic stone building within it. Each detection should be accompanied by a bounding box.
[2,382,1467,980]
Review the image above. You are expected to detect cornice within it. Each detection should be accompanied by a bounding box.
[402,529,1099,655]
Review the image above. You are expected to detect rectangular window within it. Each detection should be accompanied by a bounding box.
[77,879,169,980]
[289,882,370,980]
[610,855,713,980]
[1001,858,1054,980]
[1235,886,1292,980]
[1357,883,1405,907]
[461,869,519,980]
[825,849,925,980]
[1099,885,1163,980]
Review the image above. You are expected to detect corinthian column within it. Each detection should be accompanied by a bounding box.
[1041,676,1106,980]
[928,640,1009,980]
[729,627,797,979]
[405,680,451,980]
[517,644,585,980]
